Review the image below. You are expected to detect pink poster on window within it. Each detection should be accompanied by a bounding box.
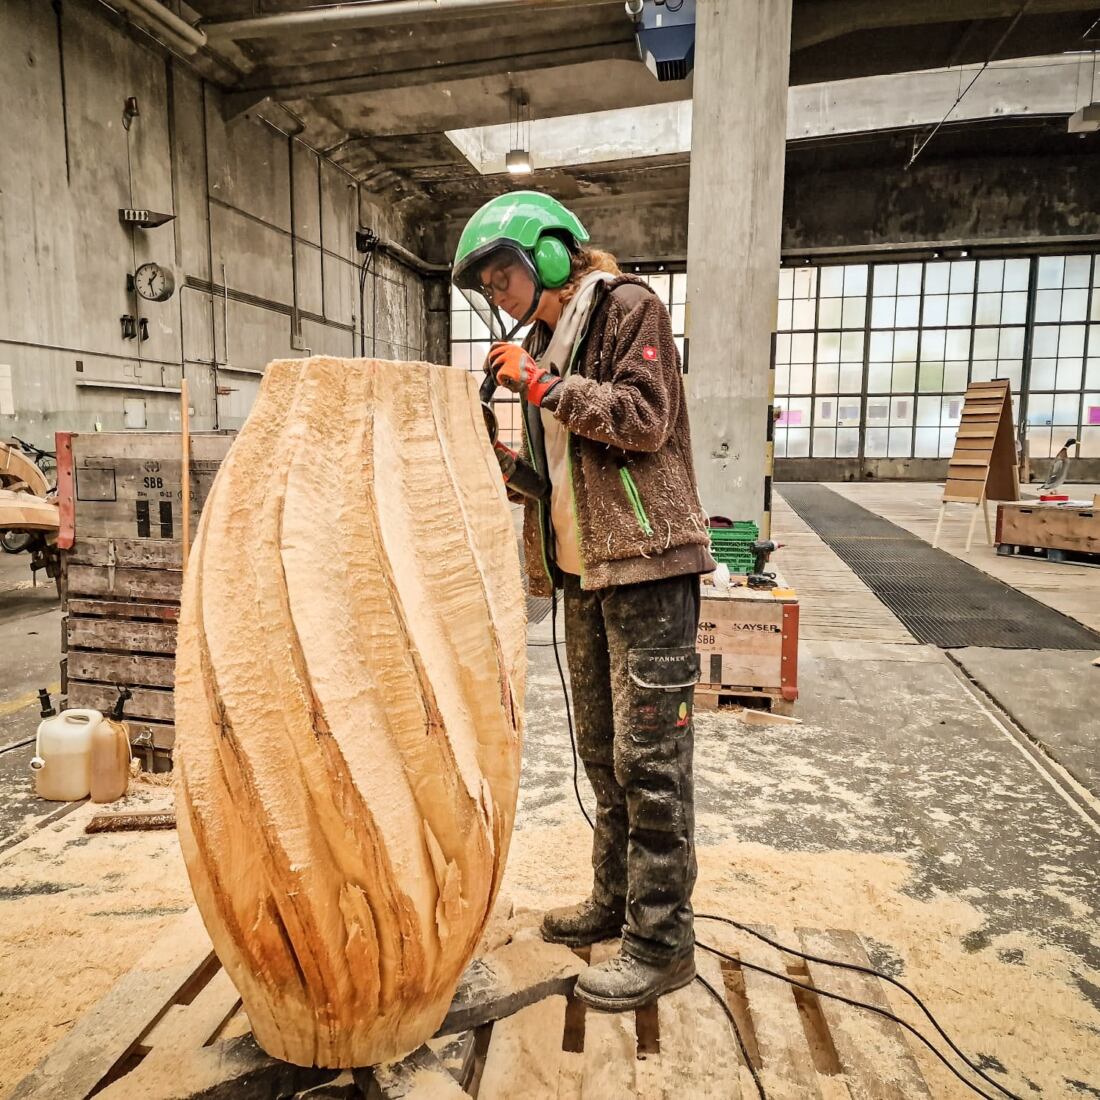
[1088,405,1100,426]
[778,409,803,425]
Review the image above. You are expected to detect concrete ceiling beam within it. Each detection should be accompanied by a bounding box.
[232,40,638,103]
[792,0,1100,50]
[203,0,619,41]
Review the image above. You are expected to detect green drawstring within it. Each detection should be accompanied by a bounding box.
[619,467,654,538]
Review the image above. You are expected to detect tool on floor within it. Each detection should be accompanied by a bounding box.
[38,687,55,718]
[479,364,549,501]
[746,538,783,589]
[85,808,176,834]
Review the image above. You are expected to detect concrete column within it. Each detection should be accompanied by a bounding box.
[685,0,792,524]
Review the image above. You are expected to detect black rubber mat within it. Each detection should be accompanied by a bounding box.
[779,484,1100,650]
[526,595,553,625]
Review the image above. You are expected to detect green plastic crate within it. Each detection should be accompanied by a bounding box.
[708,521,759,572]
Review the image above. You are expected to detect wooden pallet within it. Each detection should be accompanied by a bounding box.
[57,431,235,764]
[12,911,933,1100]
[695,685,796,716]
[996,542,1100,568]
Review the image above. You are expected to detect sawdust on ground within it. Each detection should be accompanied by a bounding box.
[501,802,1100,1100]
[4,774,1098,1098]
[0,784,190,1095]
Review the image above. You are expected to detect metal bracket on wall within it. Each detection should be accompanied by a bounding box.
[120,315,137,340]
[118,208,176,230]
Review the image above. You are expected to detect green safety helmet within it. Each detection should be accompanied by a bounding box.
[452,191,590,295]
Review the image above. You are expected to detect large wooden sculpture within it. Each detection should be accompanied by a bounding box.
[173,357,526,1068]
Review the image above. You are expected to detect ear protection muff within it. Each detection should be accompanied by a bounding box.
[532,234,573,289]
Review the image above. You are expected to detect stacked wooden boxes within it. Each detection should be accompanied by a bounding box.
[57,431,234,767]
[694,581,799,714]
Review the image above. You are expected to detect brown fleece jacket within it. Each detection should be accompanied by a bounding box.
[519,275,715,596]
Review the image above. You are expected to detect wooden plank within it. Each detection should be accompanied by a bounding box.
[98,971,242,1099]
[737,927,823,1100]
[367,1046,471,1099]
[128,718,177,751]
[67,681,174,722]
[943,466,988,482]
[798,929,929,1100]
[66,563,182,600]
[96,1034,332,1100]
[478,994,568,1100]
[67,617,178,654]
[436,938,584,1036]
[655,954,742,1098]
[581,941,636,1100]
[67,538,183,569]
[10,908,214,1100]
[67,598,180,621]
[66,651,175,688]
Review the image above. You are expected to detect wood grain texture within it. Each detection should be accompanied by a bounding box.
[173,358,526,1069]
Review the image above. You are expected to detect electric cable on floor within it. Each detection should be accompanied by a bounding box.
[541,619,1024,1100]
[697,940,1020,1100]
[697,914,1020,1100]
[695,971,766,1099]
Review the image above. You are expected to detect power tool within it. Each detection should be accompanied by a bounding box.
[746,538,782,589]
[479,367,549,501]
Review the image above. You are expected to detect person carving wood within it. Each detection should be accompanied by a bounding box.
[453,192,715,1011]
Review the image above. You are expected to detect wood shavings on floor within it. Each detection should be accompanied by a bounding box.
[0,786,188,1091]
[502,807,1100,1099]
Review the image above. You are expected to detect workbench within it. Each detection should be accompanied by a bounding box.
[695,579,799,714]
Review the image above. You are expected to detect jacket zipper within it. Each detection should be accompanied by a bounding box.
[618,466,654,537]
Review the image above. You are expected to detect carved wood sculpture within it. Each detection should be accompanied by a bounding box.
[173,357,526,1069]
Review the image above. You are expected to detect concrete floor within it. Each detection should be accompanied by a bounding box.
[1,484,1098,1096]
[0,552,62,849]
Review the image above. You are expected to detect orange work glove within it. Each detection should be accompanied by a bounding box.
[487,342,561,407]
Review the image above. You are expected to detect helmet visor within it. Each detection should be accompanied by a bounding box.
[455,244,541,341]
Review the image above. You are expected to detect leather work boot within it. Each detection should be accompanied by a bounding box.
[540,897,624,948]
[574,950,696,1012]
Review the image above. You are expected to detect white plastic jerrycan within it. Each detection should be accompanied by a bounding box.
[30,709,103,801]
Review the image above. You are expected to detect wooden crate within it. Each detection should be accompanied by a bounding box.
[695,581,799,714]
[57,431,235,761]
[996,500,1100,561]
[12,910,934,1099]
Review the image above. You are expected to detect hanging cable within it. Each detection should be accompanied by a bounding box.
[907,0,1034,168]
[551,589,594,829]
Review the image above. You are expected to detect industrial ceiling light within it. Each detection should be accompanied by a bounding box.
[506,93,533,175]
[505,150,533,174]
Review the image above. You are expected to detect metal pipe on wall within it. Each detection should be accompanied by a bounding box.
[103,0,207,53]
[203,0,611,40]
[378,237,451,278]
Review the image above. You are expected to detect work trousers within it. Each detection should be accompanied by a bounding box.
[562,572,700,964]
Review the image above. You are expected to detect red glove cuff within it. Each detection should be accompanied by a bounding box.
[525,372,560,407]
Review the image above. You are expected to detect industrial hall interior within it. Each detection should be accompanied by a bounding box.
[2,1,1100,1098]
